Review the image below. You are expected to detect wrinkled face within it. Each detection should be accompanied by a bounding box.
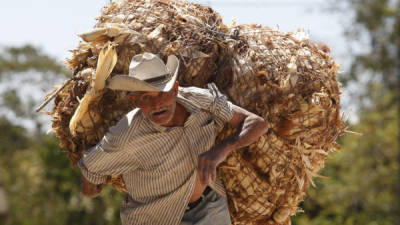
[127,82,179,126]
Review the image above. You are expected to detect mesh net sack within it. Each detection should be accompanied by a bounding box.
[42,0,344,224]
[215,24,343,224]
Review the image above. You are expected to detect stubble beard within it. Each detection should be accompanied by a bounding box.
[149,102,176,126]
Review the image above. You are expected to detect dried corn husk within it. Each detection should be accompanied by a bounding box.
[69,43,118,137]
[43,0,344,224]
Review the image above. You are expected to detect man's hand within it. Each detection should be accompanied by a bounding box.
[197,104,268,185]
[81,175,103,198]
[197,143,231,185]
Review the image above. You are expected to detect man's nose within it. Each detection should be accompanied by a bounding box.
[149,97,163,108]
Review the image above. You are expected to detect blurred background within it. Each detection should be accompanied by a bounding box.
[0,0,398,224]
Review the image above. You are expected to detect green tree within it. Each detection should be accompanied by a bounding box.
[0,120,122,225]
[0,45,69,132]
[0,45,122,225]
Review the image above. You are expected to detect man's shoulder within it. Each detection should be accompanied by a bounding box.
[178,84,234,126]
[178,85,209,95]
[126,108,142,124]
[108,108,142,136]
[178,85,213,103]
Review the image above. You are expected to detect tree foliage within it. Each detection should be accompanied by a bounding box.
[0,45,69,132]
[0,45,68,79]
[0,45,122,225]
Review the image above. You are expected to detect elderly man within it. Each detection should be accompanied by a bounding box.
[78,53,268,225]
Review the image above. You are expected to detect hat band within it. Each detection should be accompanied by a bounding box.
[143,73,170,84]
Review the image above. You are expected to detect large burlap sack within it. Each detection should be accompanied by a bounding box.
[43,0,344,224]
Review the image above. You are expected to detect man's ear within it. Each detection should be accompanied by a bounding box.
[172,81,179,96]
[127,94,137,107]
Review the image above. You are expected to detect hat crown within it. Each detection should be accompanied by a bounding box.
[129,53,170,81]
[107,52,179,92]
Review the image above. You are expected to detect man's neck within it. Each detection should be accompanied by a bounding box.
[163,102,189,127]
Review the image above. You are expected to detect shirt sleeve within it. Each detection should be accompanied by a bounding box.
[77,114,140,184]
[179,83,234,128]
[205,83,235,124]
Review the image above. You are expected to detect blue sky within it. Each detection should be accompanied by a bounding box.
[0,0,348,61]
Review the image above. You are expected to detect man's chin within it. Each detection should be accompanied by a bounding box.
[149,113,174,126]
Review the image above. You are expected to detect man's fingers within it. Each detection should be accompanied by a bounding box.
[199,162,209,184]
[204,164,215,185]
[198,152,221,184]
[201,164,209,184]
[198,158,206,184]
[203,165,210,184]
[199,157,209,184]
[211,167,217,181]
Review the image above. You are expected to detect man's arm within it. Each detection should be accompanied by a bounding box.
[78,114,141,197]
[78,143,141,197]
[81,175,103,198]
[197,104,268,184]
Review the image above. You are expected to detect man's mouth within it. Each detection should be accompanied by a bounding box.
[151,108,169,117]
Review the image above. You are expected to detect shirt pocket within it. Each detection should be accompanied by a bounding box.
[192,117,216,155]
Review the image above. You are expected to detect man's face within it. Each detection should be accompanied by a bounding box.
[127,82,179,126]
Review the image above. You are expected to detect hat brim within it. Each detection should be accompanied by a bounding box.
[106,55,179,92]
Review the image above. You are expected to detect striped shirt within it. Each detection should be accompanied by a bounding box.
[78,83,234,225]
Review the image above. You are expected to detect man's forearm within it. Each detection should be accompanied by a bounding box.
[197,105,268,184]
[221,115,268,154]
[78,158,108,185]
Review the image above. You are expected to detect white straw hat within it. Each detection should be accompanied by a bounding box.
[107,52,179,92]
